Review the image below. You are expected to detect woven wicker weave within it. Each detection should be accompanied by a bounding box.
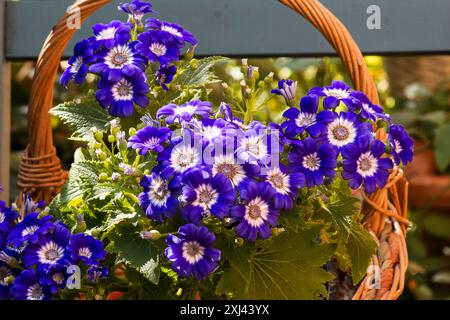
[18,0,410,300]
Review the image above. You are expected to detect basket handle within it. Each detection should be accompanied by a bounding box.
[18,0,112,204]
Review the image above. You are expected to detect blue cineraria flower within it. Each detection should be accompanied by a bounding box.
[87,266,109,283]
[92,21,132,49]
[235,128,273,166]
[288,137,338,187]
[342,135,394,194]
[156,64,177,91]
[349,91,390,122]
[165,224,221,280]
[0,262,13,299]
[60,38,96,87]
[389,124,414,166]
[211,154,257,188]
[308,80,354,109]
[37,264,67,295]
[230,180,279,241]
[136,30,180,65]
[7,212,56,249]
[96,70,150,117]
[146,18,198,46]
[138,173,180,221]
[67,234,106,266]
[119,0,154,23]
[271,79,297,103]
[22,195,45,215]
[10,269,50,300]
[320,111,373,151]
[190,118,233,147]
[281,95,335,138]
[128,126,172,155]
[22,224,70,268]
[181,169,235,223]
[0,201,18,233]
[157,100,212,124]
[261,165,306,210]
[89,41,147,80]
[216,102,234,122]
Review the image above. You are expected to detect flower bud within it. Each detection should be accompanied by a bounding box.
[140,230,161,240]
[185,45,197,61]
[99,173,108,182]
[129,127,137,136]
[95,149,107,161]
[94,131,104,142]
[108,135,116,143]
[235,237,245,246]
[111,172,121,181]
[190,59,199,70]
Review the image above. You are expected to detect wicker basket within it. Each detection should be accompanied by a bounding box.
[18,0,410,300]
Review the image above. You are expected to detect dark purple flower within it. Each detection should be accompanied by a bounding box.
[308,80,353,109]
[389,124,414,166]
[165,224,221,279]
[37,264,67,295]
[7,212,56,249]
[138,173,180,221]
[67,234,106,266]
[146,18,198,46]
[181,169,235,223]
[60,38,97,87]
[87,266,109,283]
[288,137,338,187]
[157,100,212,124]
[96,69,149,117]
[156,64,177,91]
[136,30,180,65]
[261,165,306,210]
[230,180,279,241]
[0,201,18,233]
[319,111,373,151]
[342,135,394,194]
[119,0,154,22]
[211,154,257,188]
[22,224,71,268]
[10,269,50,300]
[0,262,13,299]
[272,79,297,103]
[216,102,234,122]
[281,95,335,138]
[128,126,172,155]
[92,21,132,49]
[89,41,147,80]
[349,91,390,122]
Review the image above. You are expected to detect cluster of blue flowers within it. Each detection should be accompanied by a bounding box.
[0,197,107,300]
[126,79,413,281]
[60,0,197,117]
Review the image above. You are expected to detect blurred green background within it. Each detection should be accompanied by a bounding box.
[9,56,450,299]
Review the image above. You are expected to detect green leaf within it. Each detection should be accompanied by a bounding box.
[322,194,360,241]
[423,214,450,240]
[108,228,161,285]
[347,222,377,284]
[434,123,450,172]
[100,212,137,232]
[51,92,111,141]
[176,56,228,87]
[216,226,335,300]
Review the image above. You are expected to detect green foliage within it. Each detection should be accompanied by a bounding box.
[176,56,228,88]
[51,92,111,141]
[434,123,450,172]
[216,226,335,300]
[423,214,450,240]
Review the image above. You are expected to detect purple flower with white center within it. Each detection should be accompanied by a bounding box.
[87,266,109,283]
[89,41,147,80]
[156,139,202,178]
[230,180,279,241]
[37,264,67,295]
[22,224,70,268]
[156,64,177,91]
[157,100,212,124]
[349,91,390,122]
[308,80,354,109]
[10,269,50,300]
[235,129,273,165]
[342,135,394,194]
[181,169,235,223]
[119,0,154,24]
[138,173,180,221]
[128,126,172,155]
[212,154,257,188]
[271,79,297,104]
[288,137,338,187]
[67,234,106,266]
[389,124,414,166]
[281,95,335,138]
[136,30,180,65]
[0,201,18,233]
[262,166,306,210]
[92,21,132,49]
[190,118,232,148]
[146,18,198,46]
[96,70,149,117]
[7,213,56,249]
[216,102,234,122]
[320,111,373,151]
[60,38,96,87]
[165,224,221,280]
